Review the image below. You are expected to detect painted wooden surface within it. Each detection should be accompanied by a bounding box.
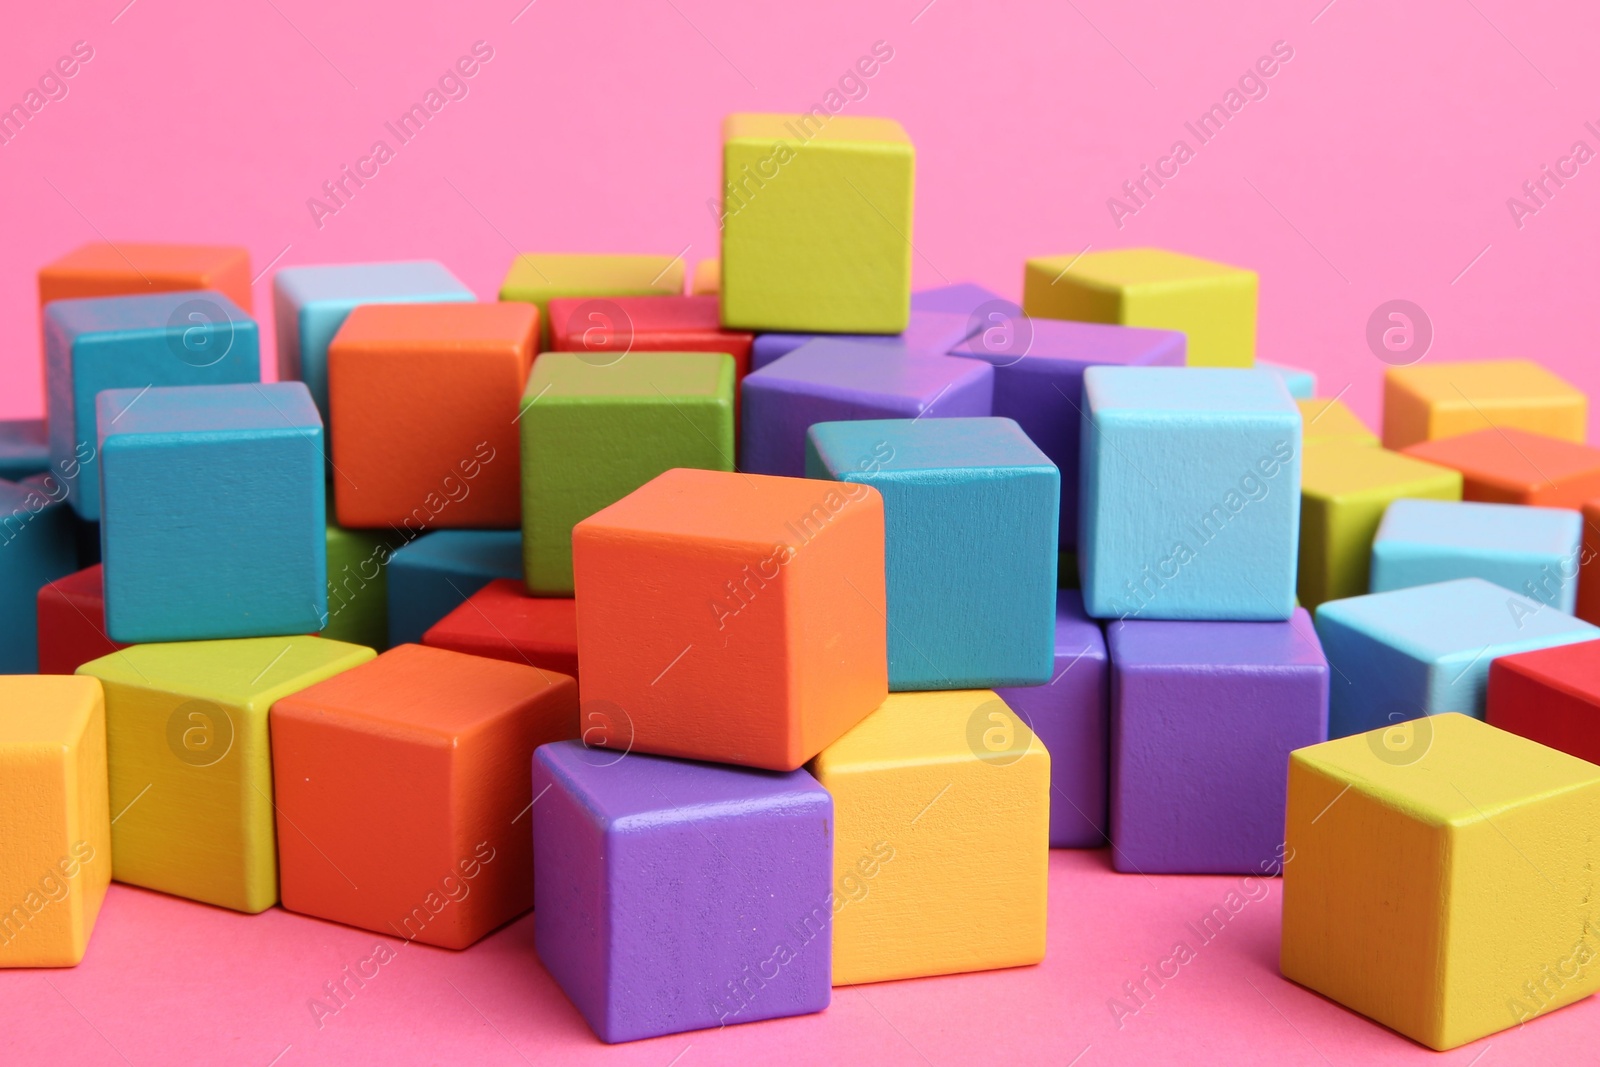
[498,253,684,349]
[1382,359,1586,450]
[1371,498,1583,609]
[386,528,522,647]
[1297,397,1377,448]
[422,578,578,686]
[0,473,77,672]
[1402,427,1600,507]
[39,242,252,311]
[35,564,126,675]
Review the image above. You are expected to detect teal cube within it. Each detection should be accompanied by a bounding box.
[806,417,1057,689]
[1371,498,1583,611]
[45,291,261,520]
[1079,367,1301,621]
[386,529,523,646]
[96,383,326,643]
[1258,360,1316,399]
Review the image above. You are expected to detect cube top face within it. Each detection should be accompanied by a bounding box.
[1386,358,1582,406]
[42,563,103,603]
[953,316,1185,367]
[536,740,829,829]
[1109,608,1325,672]
[1298,398,1377,447]
[1051,589,1107,660]
[1084,366,1295,418]
[1260,360,1316,398]
[548,293,722,336]
[526,351,734,402]
[78,636,375,711]
[331,301,536,355]
[754,340,991,409]
[45,288,253,344]
[1494,639,1600,697]
[1316,578,1600,664]
[40,242,251,308]
[390,528,523,577]
[273,260,473,307]
[1301,442,1461,501]
[580,466,881,549]
[96,381,320,443]
[1402,428,1600,504]
[1036,247,1253,290]
[423,579,576,656]
[1293,712,1600,827]
[809,417,1052,478]
[910,282,1004,317]
[1383,359,1586,449]
[724,112,911,147]
[0,675,101,746]
[1377,498,1581,558]
[498,253,685,302]
[277,643,572,742]
[814,689,1047,771]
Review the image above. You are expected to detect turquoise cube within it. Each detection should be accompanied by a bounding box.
[387,529,523,646]
[96,383,327,643]
[1079,367,1301,621]
[45,291,261,520]
[1371,499,1583,611]
[1314,577,1600,738]
[806,417,1057,689]
[272,260,474,423]
[0,418,49,481]
[0,474,77,671]
[1258,360,1316,399]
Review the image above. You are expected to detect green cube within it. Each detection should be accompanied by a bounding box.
[719,113,914,334]
[322,520,392,650]
[520,352,736,594]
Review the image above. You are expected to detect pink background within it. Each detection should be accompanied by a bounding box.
[6,0,1600,1062]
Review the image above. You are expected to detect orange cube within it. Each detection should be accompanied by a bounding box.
[39,242,252,311]
[573,468,888,771]
[269,643,578,949]
[1382,360,1585,450]
[328,303,535,529]
[1401,428,1600,508]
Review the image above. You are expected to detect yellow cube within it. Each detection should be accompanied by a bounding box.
[1382,360,1586,450]
[1023,248,1257,366]
[1283,713,1600,1050]
[691,258,719,295]
[1299,443,1462,609]
[78,636,374,913]
[719,113,913,334]
[1298,398,1378,448]
[808,690,1049,985]
[498,253,686,348]
[0,676,111,967]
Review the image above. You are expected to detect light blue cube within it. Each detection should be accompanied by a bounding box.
[387,529,523,646]
[272,260,474,422]
[45,291,261,520]
[96,383,327,643]
[806,417,1058,689]
[1314,577,1600,738]
[1257,360,1316,399]
[1371,499,1584,611]
[0,474,77,671]
[1078,367,1301,621]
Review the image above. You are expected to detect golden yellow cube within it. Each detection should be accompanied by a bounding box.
[1298,397,1379,448]
[691,258,719,295]
[1299,443,1462,609]
[498,252,686,348]
[1382,360,1586,450]
[1023,248,1257,366]
[0,676,111,967]
[78,637,374,913]
[809,690,1049,985]
[1283,713,1600,1050]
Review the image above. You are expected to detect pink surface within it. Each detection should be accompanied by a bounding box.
[5,851,1591,1065]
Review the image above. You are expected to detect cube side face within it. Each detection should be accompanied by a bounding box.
[1021,260,1122,325]
[1487,653,1600,764]
[531,751,611,1037]
[1123,272,1257,367]
[1298,468,1462,610]
[739,377,915,479]
[101,432,328,643]
[1371,542,1575,611]
[721,138,913,334]
[385,530,522,646]
[1425,631,1600,720]
[0,489,77,673]
[1281,758,1451,1048]
[1315,609,1434,739]
[1080,409,1300,621]
[322,525,391,650]
[819,746,1049,985]
[522,395,734,595]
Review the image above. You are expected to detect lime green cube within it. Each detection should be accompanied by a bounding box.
[322,520,391,650]
[720,113,914,334]
[520,352,736,594]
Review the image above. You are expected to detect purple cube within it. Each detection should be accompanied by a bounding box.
[950,317,1184,549]
[749,309,979,371]
[911,282,1006,317]
[741,339,994,477]
[532,741,833,1043]
[995,590,1108,848]
[1107,609,1329,874]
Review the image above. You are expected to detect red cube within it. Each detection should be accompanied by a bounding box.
[422,578,578,686]
[547,295,753,381]
[36,565,127,675]
[1487,640,1600,763]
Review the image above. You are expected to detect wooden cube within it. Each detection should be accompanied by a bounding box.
[910,282,1003,316]
[40,242,252,311]
[532,742,831,1041]
[1298,397,1377,447]
[271,644,578,948]
[422,579,577,685]
[1383,360,1585,450]
[1402,427,1600,507]
[36,565,126,675]
[810,689,1049,984]
[97,383,326,643]
[1283,713,1600,1049]
[0,474,77,672]
[77,636,374,912]
[1024,248,1257,367]
[322,520,392,650]
[328,303,534,529]
[386,529,521,646]
[574,468,887,771]
[498,253,684,349]
[45,291,261,519]
[1298,443,1461,609]
[521,352,735,594]
[0,418,48,481]
[691,258,719,295]
[1372,499,1582,609]
[752,310,977,371]
[0,676,110,967]
[1489,641,1600,764]
[546,294,753,381]
[1260,360,1315,398]
[720,113,913,334]
[1581,497,1600,625]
